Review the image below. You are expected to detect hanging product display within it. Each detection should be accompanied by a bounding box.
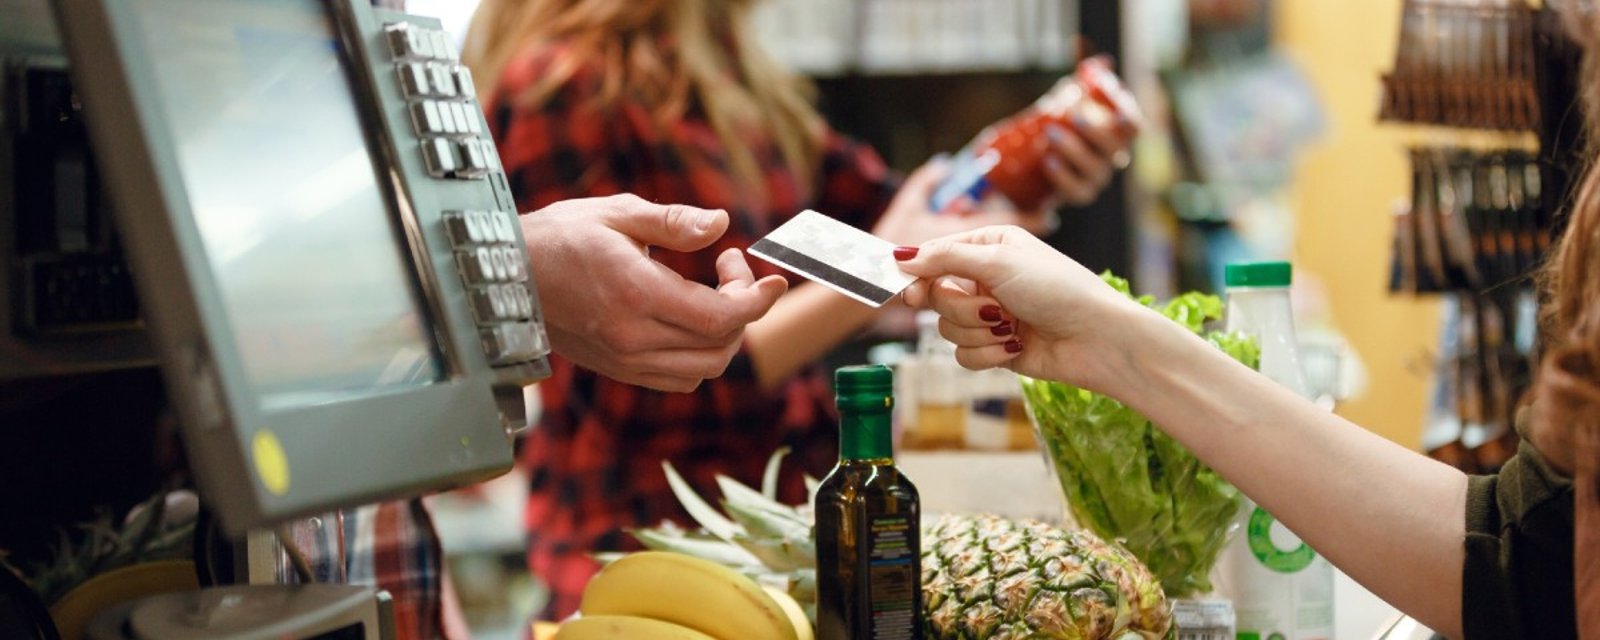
[1379,0,1540,132]
[1389,148,1550,295]
[1377,0,1585,475]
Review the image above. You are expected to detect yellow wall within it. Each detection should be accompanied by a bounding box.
[1276,1,1438,447]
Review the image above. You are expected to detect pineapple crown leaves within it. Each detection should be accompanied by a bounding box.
[760,447,788,499]
[646,451,821,573]
[629,527,765,568]
[661,459,742,541]
[0,491,195,606]
[714,475,811,540]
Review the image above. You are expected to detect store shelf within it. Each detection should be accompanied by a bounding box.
[752,0,1077,77]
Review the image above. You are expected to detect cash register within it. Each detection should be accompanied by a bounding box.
[0,0,551,637]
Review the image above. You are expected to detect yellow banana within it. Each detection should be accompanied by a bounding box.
[762,585,814,640]
[554,615,717,640]
[580,551,798,640]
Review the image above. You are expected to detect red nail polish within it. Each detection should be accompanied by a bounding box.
[1004,339,1023,354]
[991,322,1014,337]
[979,305,1003,322]
[893,246,919,260]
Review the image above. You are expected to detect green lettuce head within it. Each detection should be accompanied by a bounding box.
[1021,272,1259,598]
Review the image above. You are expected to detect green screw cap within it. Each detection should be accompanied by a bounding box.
[835,364,892,394]
[1225,261,1292,288]
[835,364,893,412]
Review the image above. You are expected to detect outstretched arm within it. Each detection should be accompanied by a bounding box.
[895,228,1468,638]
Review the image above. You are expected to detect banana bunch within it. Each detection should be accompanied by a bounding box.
[554,551,812,640]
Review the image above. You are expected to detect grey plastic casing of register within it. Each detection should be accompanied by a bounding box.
[49,0,551,536]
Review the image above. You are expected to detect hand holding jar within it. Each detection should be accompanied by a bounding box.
[930,55,1142,214]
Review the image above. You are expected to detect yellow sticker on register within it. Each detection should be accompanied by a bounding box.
[252,429,291,496]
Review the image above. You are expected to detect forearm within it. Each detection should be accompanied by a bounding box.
[1103,306,1468,638]
[742,282,881,392]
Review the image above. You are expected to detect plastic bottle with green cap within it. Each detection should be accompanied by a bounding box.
[1216,261,1335,640]
[815,364,923,640]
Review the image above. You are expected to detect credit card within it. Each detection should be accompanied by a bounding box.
[748,209,917,307]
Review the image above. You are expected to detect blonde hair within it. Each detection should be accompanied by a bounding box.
[461,0,825,196]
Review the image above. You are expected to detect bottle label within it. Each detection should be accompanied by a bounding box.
[1246,507,1316,573]
[1219,505,1335,639]
[929,147,997,213]
[866,514,917,639]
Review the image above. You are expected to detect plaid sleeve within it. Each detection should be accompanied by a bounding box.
[280,501,445,640]
[811,130,901,233]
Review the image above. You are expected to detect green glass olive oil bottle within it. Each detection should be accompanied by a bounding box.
[815,365,922,640]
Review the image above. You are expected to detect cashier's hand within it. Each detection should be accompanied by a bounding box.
[894,226,1154,391]
[521,194,788,392]
[1039,73,1140,208]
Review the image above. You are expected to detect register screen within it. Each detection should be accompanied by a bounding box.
[131,0,443,409]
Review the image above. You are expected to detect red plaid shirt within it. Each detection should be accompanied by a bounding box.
[487,44,899,618]
[285,502,444,639]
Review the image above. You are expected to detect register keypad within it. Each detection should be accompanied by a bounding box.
[383,21,497,182]
[442,210,546,365]
[386,20,545,368]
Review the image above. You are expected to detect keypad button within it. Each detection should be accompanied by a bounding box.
[461,103,483,134]
[494,247,514,282]
[409,27,435,60]
[423,138,458,178]
[441,103,463,135]
[384,23,418,59]
[443,211,475,247]
[468,287,496,323]
[429,65,457,97]
[431,31,456,61]
[501,247,525,281]
[457,139,489,178]
[453,67,476,99]
[479,327,508,363]
[489,286,509,319]
[456,250,490,284]
[484,145,502,171]
[473,247,497,282]
[465,210,492,243]
[439,107,460,135]
[514,286,534,318]
[492,211,516,243]
[397,63,429,97]
[409,101,444,135]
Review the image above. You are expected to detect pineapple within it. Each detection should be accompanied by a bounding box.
[618,451,1173,640]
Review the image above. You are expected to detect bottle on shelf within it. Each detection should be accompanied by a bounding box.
[963,367,1034,451]
[1215,261,1336,640]
[929,55,1138,213]
[906,310,967,450]
[815,364,923,640]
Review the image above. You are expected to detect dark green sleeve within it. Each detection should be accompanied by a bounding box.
[1461,440,1576,639]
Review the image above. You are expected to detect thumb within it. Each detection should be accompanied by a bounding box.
[602,196,730,252]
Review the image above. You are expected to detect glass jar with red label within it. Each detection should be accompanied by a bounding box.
[930,56,1137,213]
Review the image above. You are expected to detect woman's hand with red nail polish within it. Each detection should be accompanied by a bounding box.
[893,225,1150,388]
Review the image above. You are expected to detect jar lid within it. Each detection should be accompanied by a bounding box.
[1225,261,1292,288]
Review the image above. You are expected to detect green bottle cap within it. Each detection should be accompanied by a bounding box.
[835,364,894,413]
[1225,261,1292,288]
